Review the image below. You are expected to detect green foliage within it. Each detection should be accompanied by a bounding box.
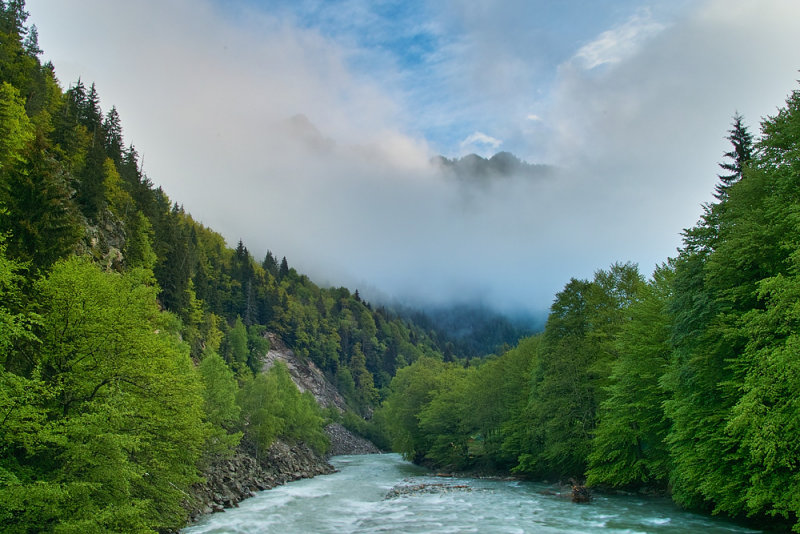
[123,211,156,270]
[198,353,242,456]
[715,112,754,200]
[470,336,538,469]
[237,362,328,458]
[587,264,674,488]
[515,263,644,479]
[379,357,449,463]
[225,315,249,375]
[341,410,390,451]
[0,230,37,358]
[0,81,32,172]
[246,324,270,374]
[237,372,281,459]
[0,82,81,270]
[1,257,209,532]
[416,364,474,469]
[379,336,539,471]
[662,98,799,524]
[9,6,800,531]
[727,255,800,524]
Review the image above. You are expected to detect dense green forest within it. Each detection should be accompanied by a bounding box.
[379,97,800,530]
[4,0,800,532]
[0,3,449,531]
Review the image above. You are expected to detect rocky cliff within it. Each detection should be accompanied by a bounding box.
[262,332,349,411]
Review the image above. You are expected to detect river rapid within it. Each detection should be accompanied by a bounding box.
[183,453,761,534]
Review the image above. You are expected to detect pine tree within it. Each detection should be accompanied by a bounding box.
[262,250,278,277]
[714,112,754,201]
[102,106,123,163]
[0,82,80,269]
[84,82,101,131]
[279,256,289,280]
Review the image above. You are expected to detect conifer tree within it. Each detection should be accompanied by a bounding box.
[714,112,754,201]
[102,106,123,163]
[279,256,289,280]
[262,250,278,277]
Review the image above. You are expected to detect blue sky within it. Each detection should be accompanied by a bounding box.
[26,0,800,314]
[216,0,691,159]
[187,0,678,161]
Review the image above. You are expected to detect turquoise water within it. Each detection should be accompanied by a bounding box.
[183,454,761,534]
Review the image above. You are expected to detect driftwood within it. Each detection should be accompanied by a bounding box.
[570,478,591,503]
[539,479,592,503]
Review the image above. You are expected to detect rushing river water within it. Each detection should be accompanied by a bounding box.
[183,454,760,534]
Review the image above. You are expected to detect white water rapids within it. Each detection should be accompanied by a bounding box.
[183,453,761,533]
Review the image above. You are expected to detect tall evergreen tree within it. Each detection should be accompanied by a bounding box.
[262,250,278,277]
[102,106,123,163]
[279,256,289,280]
[714,112,754,200]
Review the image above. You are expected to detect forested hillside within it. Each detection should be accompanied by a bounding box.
[380,95,800,530]
[0,3,447,531]
[5,0,800,532]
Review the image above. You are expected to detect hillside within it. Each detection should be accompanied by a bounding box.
[0,4,450,531]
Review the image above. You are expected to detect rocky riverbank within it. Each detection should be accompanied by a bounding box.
[185,425,381,526]
[325,423,382,456]
[186,440,335,523]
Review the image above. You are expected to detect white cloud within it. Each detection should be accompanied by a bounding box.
[25,0,800,316]
[541,0,800,280]
[459,131,503,156]
[573,11,665,69]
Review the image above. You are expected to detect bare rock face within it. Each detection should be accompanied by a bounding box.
[324,423,381,456]
[261,333,348,412]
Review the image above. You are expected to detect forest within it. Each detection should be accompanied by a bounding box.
[0,3,450,531]
[3,0,800,532]
[379,97,800,530]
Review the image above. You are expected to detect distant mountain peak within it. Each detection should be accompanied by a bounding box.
[432,151,552,184]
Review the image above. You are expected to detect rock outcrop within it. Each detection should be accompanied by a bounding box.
[187,440,335,523]
[324,423,381,456]
[385,482,472,499]
[262,333,348,411]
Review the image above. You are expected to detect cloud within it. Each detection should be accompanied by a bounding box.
[26,0,800,317]
[572,11,665,69]
[538,0,800,283]
[459,132,503,156]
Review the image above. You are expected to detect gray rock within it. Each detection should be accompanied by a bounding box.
[324,423,381,456]
[185,440,335,524]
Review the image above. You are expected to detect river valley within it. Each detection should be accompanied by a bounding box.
[183,454,761,534]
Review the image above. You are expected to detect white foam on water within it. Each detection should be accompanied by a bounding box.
[184,454,764,534]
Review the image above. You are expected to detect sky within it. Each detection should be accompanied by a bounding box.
[26,0,800,315]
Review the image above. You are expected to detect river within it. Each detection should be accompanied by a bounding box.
[183,453,760,534]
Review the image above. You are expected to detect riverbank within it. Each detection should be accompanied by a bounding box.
[187,439,334,523]
[183,453,762,534]
[185,423,381,526]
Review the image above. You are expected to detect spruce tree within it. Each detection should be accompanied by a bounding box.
[262,250,278,277]
[714,112,754,200]
[279,256,289,280]
[102,106,123,163]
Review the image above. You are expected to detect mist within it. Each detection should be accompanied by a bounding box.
[27,0,800,315]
